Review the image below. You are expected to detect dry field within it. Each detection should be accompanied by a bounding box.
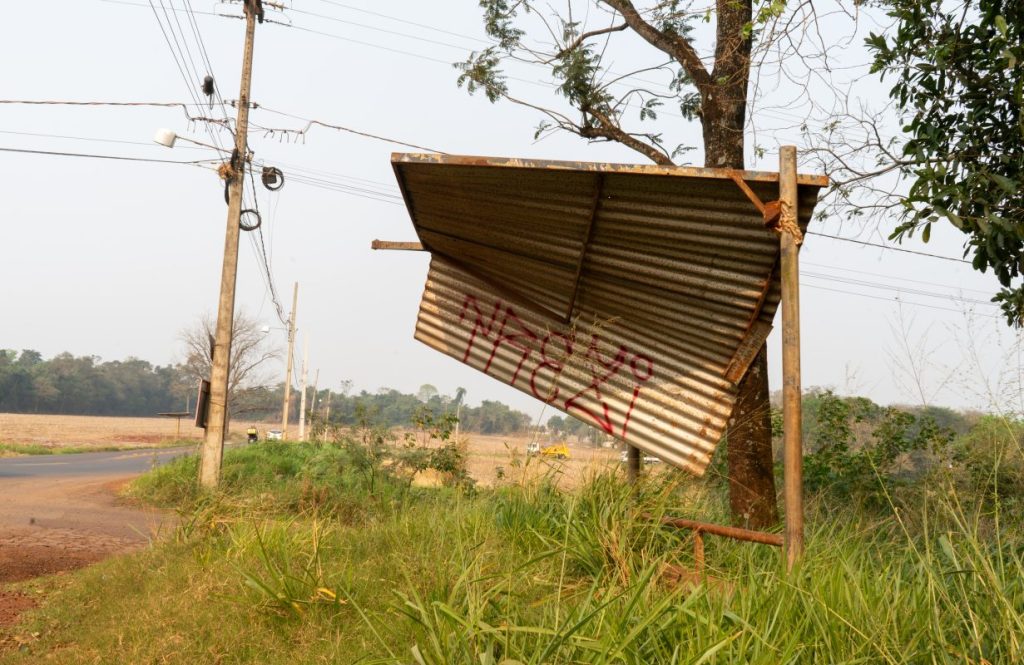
[457,433,622,488]
[0,414,626,485]
[0,413,214,451]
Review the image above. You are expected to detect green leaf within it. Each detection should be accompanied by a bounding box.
[989,172,1018,194]
[995,15,1009,38]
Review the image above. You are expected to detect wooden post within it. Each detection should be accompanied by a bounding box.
[626,444,641,483]
[779,145,804,570]
[693,529,705,576]
[198,0,261,487]
[281,282,298,440]
[298,337,309,440]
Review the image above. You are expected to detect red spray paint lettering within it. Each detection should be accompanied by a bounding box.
[459,294,653,437]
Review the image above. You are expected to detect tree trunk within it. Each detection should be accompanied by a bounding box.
[702,0,780,529]
[725,347,779,528]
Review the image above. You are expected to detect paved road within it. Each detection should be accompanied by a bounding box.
[0,446,204,582]
[0,445,197,479]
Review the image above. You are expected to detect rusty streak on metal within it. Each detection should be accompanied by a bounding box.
[392,152,829,187]
[371,240,424,251]
[653,514,784,547]
[564,173,604,323]
[762,200,783,229]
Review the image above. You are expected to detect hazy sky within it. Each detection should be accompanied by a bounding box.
[2,1,1020,418]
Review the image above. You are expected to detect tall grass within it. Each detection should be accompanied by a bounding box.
[6,439,1022,664]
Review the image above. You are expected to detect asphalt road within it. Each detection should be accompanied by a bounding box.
[0,446,197,479]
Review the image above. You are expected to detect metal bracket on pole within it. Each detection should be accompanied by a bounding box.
[726,170,783,229]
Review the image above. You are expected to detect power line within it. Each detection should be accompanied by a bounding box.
[312,0,490,45]
[802,260,995,296]
[803,283,999,319]
[252,105,446,153]
[807,231,971,264]
[0,128,199,149]
[803,272,997,308]
[0,145,216,165]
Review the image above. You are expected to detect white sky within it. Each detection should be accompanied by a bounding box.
[1,1,1020,418]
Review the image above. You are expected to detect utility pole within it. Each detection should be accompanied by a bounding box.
[199,0,263,487]
[298,337,309,440]
[281,281,298,440]
[309,369,319,434]
[322,389,331,442]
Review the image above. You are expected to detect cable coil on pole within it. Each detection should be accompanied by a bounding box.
[239,208,261,231]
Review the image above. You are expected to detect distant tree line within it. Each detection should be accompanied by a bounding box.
[243,384,533,435]
[0,349,188,416]
[0,350,533,435]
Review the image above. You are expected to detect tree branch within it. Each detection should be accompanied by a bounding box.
[600,0,712,89]
[582,106,674,165]
[549,22,629,62]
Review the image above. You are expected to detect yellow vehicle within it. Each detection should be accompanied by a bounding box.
[540,443,570,460]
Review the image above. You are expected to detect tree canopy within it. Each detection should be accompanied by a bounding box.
[867,0,1024,326]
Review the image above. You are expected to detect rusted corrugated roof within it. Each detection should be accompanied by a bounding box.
[392,153,826,475]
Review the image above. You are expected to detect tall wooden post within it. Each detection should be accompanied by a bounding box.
[198,0,261,487]
[281,282,298,440]
[626,444,641,483]
[298,337,309,440]
[779,145,804,570]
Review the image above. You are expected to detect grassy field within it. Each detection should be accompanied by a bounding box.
[2,427,1021,663]
[0,413,204,451]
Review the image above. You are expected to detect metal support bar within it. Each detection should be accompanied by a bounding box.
[727,170,783,228]
[564,173,603,323]
[779,145,804,571]
[653,514,784,547]
[371,240,424,251]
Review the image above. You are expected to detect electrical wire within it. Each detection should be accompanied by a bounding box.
[803,273,997,308]
[803,283,1000,319]
[806,231,972,264]
[802,260,995,296]
[251,106,446,153]
[0,128,199,149]
[0,145,217,165]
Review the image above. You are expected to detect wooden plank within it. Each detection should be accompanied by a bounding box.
[723,320,773,385]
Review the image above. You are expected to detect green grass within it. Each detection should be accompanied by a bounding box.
[0,441,191,456]
[4,441,1022,664]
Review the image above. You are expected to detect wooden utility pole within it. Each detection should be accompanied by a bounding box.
[309,369,320,422]
[298,337,309,440]
[626,444,641,483]
[779,145,804,570]
[322,389,331,442]
[281,281,298,440]
[198,0,262,487]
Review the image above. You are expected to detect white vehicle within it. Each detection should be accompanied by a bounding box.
[619,449,662,465]
[526,441,541,456]
[266,429,283,441]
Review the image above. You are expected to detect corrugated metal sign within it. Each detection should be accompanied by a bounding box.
[392,154,826,475]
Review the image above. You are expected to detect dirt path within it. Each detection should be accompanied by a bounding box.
[0,473,170,626]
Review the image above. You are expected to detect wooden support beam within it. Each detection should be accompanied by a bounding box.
[779,145,804,571]
[371,240,424,251]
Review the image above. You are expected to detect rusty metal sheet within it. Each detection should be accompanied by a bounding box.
[392,153,826,475]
